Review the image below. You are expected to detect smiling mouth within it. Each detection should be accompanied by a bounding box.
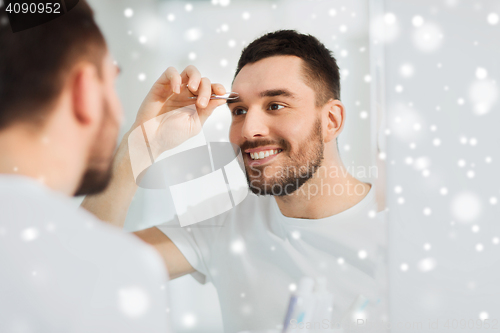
[245,148,283,166]
[248,149,282,160]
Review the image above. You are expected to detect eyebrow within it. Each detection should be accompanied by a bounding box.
[226,88,297,105]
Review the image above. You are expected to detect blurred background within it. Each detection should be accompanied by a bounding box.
[383,0,500,331]
[85,0,378,332]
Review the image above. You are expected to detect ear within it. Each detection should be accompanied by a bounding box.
[323,99,345,143]
[71,64,102,127]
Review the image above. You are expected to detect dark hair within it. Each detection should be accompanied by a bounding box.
[234,30,340,107]
[0,1,106,130]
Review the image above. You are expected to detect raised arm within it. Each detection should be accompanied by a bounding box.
[81,65,226,278]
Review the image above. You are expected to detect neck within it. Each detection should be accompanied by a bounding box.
[274,155,372,219]
[0,123,86,196]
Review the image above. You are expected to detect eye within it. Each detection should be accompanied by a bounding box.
[232,107,247,116]
[268,103,285,111]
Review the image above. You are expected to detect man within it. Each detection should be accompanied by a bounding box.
[0,1,222,332]
[83,30,387,332]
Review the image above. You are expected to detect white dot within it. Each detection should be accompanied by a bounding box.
[228,39,236,48]
[221,24,229,32]
[188,52,197,60]
[182,313,197,327]
[430,125,437,131]
[459,136,468,144]
[479,312,489,320]
[364,74,371,82]
[394,186,402,194]
[368,210,376,218]
[360,111,368,119]
[423,207,432,216]
[405,157,413,165]
[291,231,301,239]
[219,0,230,6]
[167,14,176,21]
[492,237,499,245]
[339,25,347,33]
[476,243,484,252]
[139,35,147,44]
[118,287,150,318]
[395,85,404,93]
[490,197,497,205]
[458,159,466,167]
[451,192,483,223]
[289,283,297,292]
[457,98,465,105]
[242,12,250,20]
[467,170,475,178]
[185,3,193,11]
[220,59,228,67]
[400,263,409,271]
[485,156,492,163]
[21,228,38,242]
[440,187,448,195]
[413,123,421,131]
[417,257,437,272]
[471,225,480,234]
[422,169,430,177]
[343,144,350,151]
[124,8,134,18]
[423,243,431,251]
[138,73,146,81]
[270,246,276,251]
[358,250,367,259]
[337,257,345,265]
[476,67,488,79]
[487,13,499,25]
[469,137,477,146]
[433,138,441,146]
[340,49,348,57]
[397,197,405,204]
[400,63,414,78]
[384,13,396,25]
[412,15,424,27]
[231,240,245,254]
[377,152,386,160]
[329,8,337,17]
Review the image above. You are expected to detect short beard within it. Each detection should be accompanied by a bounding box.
[74,166,113,196]
[245,117,324,196]
[74,100,116,197]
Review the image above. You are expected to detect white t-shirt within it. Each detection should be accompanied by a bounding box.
[158,183,387,333]
[0,175,171,333]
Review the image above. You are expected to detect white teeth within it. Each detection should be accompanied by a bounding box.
[249,149,281,160]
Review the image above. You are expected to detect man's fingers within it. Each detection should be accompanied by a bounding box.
[211,83,226,96]
[181,65,202,93]
[196,77,212,108]
[160,67,182,93]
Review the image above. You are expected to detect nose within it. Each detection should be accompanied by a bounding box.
[240,108,269,140]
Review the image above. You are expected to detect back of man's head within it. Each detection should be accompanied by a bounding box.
[0,0,106,130]
[234,30,341,107]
